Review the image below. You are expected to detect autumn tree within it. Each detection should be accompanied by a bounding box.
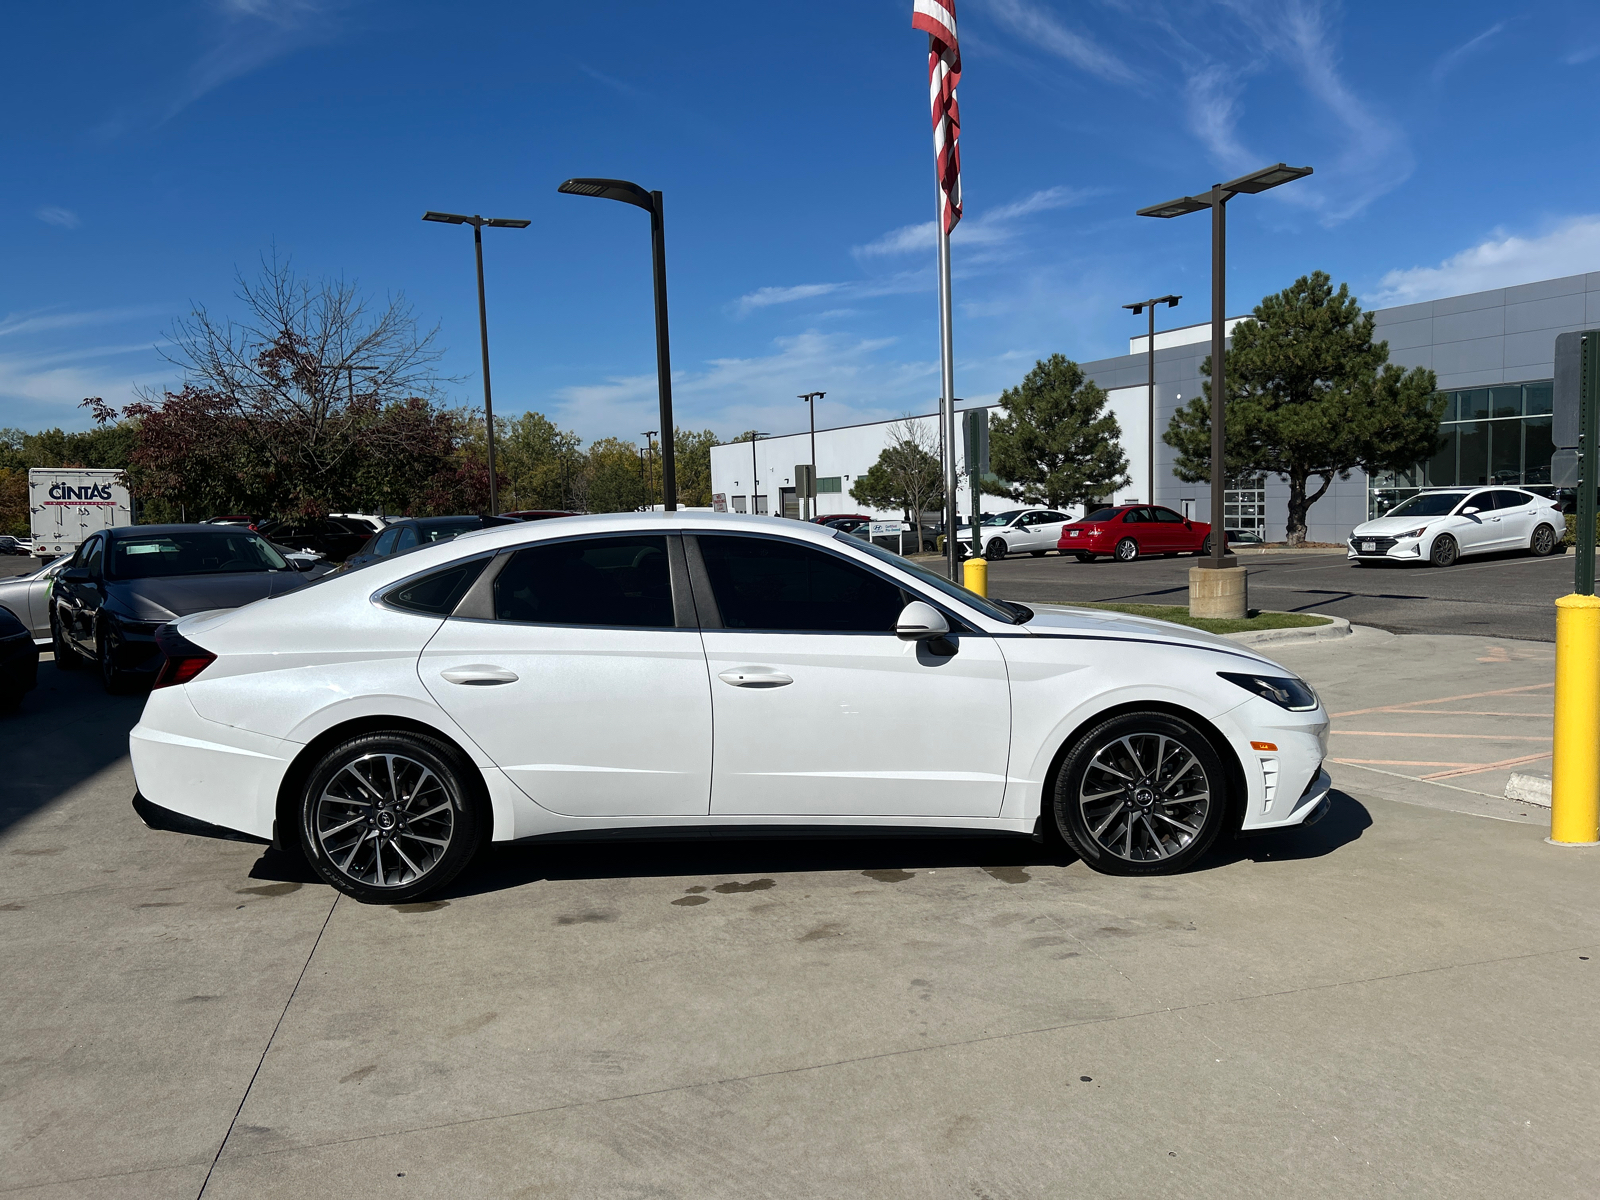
[985,355,1128,510]
[1164,271,1442,545]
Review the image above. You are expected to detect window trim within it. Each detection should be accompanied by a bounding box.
[684,530,977,637]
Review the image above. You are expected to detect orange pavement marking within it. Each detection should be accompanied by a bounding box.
[1333,731,1551,741]
[1421,752,1554,781]
[1330,759,1459,768]
[1331,682,1553,719]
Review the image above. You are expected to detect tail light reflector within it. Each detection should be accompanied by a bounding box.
[153,624,217,690]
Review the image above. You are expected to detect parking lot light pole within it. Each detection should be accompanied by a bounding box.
[1138,163,1311,617]
[1123,295,1181,505]
[558,178,678,510]
[642,431,658,509]
[799,392,824,519]
[422,211,530,516]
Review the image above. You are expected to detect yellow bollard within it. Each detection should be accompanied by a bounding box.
[1550,593,1600,846]
[963,555,988,598]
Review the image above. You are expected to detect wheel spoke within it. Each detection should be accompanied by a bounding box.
[389,840,424,879]
[1154,811,1200,835]
[1081,787,1123,803]
[1090,801,1127,839]
[338,829,372,872]
[401,833,450,848]
[320,813,367,837]
[410,801,451,822]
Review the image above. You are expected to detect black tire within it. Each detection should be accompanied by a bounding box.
[299,731,483,903]
[1048,711,1230,876]
[51,609,83,671]
[1429,534,1459,568]
[1198,535,1212,556]
[1030,550,1047,558]
[1114,537,1139,563]
[985,538,1008,561]
[1529,523,1558,557]
[97,624,136,694]
[1075,552,1096,563]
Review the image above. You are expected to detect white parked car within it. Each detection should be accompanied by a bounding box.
[964,508,1074,560]
[1348,487,1563,567]
[130,513,1332,902]
[0,556,65,643]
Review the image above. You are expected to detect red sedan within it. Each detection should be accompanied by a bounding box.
[1057,505,1214,562]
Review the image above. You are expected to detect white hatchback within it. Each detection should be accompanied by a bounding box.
[1348,488,1564,567]
[130,513,1332,902]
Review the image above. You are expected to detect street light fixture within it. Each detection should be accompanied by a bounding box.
[798,392,824,520]
[422,211,530,516]
[1122,295,1181,506]
[1137,163,1312,578]
[558,177,678,510]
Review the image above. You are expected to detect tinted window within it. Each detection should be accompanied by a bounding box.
[699,535,907,633]
[1489,490,1531,510]
[82,536,104,576]
[982,510,1024,527]
[1461,493,1492,513]
[1122,508,1147,523]
[394,526,420,553]
[1041,512,1067,522]
[1083,508,1120,522]
[495,536,672,627]
[107,531,288,579]
[1153,507,1187,523]
[385,558,489,616]
[371,527,401,557]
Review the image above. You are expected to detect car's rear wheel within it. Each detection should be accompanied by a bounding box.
[1114,537,1139,563]
[299,732,483,903]
[985,538,1008,561]
[1530,523,1558,557]
[1049,712,1229,875]
[51,610,83,671]
[1429,534,1459,568]
[1075,552,1096,563]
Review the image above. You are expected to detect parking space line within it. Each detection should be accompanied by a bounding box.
[1333,682,1552,718]
[1421,752,1553,781]
[1331,758,1463,767]
[1333,731,1550,741]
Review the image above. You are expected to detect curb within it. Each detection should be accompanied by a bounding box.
[1505,772,1552,807]
[1224,614,1351,647]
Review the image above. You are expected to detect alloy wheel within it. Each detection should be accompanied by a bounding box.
[1114,537,1139,562]
[1077,732,1211,863]
[314,752,456,889]
[985,538,1007,561]
[1531,524,1556,557]
[1430,534,1458,568]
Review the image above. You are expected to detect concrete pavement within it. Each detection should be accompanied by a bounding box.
[2,634,1597,1199]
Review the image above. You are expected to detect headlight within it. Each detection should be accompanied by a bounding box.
[1218,671,1319,712]
[1397,526,1428,539]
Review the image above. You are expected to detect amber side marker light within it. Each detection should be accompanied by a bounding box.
[1251,741,1278,752]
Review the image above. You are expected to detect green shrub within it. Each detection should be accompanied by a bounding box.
[1565,514,1600,546]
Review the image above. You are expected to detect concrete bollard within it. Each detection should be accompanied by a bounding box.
[1189,565,1247,620]
[1549,593,1600,846]
[963,556,988,598]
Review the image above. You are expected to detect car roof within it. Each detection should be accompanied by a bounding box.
[107,524,266,538]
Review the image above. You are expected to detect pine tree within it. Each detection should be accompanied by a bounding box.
[984,354,1128,510]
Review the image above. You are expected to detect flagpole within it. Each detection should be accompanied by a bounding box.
[937,192,958,581]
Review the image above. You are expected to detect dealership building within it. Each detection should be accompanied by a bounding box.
[707,271,1600,543]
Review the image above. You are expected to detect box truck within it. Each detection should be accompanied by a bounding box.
[29,468,133,559]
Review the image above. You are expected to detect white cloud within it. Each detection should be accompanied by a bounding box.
[1431,22,1506,85]
[854,221,937,258]
[1372,216,1600,306]
[1564,43,1600,66]
[34,206,80,229]
[854,186,1092,258]
[735,283,845,314]
[980,0,1141,85]
[1183,65,1252,171]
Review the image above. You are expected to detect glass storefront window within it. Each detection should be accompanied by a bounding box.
[1459,389,1491,420]
[1525,417,1554,484]
[1525,382,1553,415]
[1458,421,1489,485]
[1427,427,1457,486]
[1490,386,1522,418]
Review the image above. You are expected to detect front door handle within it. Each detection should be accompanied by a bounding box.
[441,665,519,686]
[718,668,794,688]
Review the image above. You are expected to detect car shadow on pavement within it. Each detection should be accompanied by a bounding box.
[1213,789,1371,866]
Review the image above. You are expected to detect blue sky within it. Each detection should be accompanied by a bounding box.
[4,1,1599,444]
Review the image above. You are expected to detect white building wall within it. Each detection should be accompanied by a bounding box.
[1103,385,1150,506]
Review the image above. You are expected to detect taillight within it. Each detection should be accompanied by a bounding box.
[153,624,217,690]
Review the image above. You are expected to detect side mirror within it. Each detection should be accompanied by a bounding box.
[60,566,90,582]
[289,557,316,572]
[1461,506,1480,516]
[895,600,950,640]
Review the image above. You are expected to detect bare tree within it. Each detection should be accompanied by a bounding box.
[849,417,946,551]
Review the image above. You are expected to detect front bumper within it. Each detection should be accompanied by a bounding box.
[0,631,39,697]
[1347,535,1425,561]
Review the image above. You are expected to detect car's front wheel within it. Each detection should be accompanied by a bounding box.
[97,625,136,694]
[1529,523,1558,557]
[1048,711,1229,875]
[1114,537,1139,563]
[1429,534,1459,568]
[985,538,1008,561]
[51,609,83,671]
[1075,552,1096,563]
[299,732,483,903]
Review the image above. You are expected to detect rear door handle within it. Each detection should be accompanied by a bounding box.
[441,665,519,686]
[718,668,794,688]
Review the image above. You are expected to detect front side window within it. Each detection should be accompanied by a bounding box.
[1153,507,1187,523]
[982,510,1024,527]
[394,526,420,553]
[699,535,906,633]
[1461,492,1493,513]
[82,536,104,576]
[495,535,672,628]
[371,527,401,557]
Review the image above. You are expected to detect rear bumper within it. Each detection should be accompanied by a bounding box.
[131,791,270,845]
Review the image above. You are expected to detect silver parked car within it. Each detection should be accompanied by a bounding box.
[0,557,65,644]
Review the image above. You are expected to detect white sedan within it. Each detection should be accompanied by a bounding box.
[956,508,1073,560]
[130,513,1332,902]
[1348,487,1563,567]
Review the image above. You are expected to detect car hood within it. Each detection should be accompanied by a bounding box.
[106,572,309,620]
[1019,602,1278,663]
[1350,515,1452,537]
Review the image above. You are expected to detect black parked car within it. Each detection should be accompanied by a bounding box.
[51,525,316,692]
[342,515,519,571]
[0,606,39,712]
[255,516,375,563]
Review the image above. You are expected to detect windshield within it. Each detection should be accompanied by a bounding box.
[982,510,1024,527]
[107,531,290,580]
[1386,492,1469,518]
[1083,508,1120,522]
[844,534,1024,624]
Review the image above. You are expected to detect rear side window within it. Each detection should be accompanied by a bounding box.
[1489,490,1531,509]
[384,559,489,616]
[698,535,907,633]
[494,535,673,627]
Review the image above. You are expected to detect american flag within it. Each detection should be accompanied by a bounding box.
[913,0,962,233]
